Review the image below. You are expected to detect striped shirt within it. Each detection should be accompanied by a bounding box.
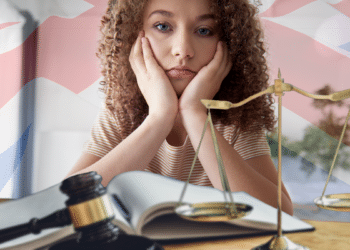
[84,104,271,187]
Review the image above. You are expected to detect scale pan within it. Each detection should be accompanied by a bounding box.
[175,202,252,222]
[314,193,350,212]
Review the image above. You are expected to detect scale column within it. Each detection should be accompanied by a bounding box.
[275,76,284,238]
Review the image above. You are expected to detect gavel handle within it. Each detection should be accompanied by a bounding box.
[0,208,71,244]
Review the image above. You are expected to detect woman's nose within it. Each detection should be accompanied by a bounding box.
[171,31,195,60]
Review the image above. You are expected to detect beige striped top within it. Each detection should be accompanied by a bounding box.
[84,105,271,187]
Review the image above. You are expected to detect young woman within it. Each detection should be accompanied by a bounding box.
[66,0,294,215]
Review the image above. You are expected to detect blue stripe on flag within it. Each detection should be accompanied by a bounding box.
[0,124,32,194]
[339,42,350,52]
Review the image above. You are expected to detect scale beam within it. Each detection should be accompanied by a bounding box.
[176,68,350,250]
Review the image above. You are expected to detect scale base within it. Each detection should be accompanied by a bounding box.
[251,235,309,250]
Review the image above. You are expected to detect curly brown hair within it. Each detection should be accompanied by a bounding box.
[97,0,276,136]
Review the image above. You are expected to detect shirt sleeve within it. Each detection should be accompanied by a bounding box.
[233,124,271,160]
[83,105,123,158]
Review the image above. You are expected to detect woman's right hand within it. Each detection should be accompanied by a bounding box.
[129,31,178,118]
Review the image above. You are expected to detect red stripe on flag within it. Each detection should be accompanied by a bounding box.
[0,0,108,109]
[0,43,23,108]
[260,0,317,18]
[330,0,350,18]
[263,19,350,126]
[0,22,20,31]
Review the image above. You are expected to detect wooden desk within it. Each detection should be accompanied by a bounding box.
[1,197,348,250]
[0,217,348,249]
[163,220,350,250]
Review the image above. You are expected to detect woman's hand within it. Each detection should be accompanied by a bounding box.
[179,41,232,114]
[129,31,178,118]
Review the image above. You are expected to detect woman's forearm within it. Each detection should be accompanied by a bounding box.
[67,112,176,186]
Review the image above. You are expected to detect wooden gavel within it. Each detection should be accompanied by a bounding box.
[0,172,163,250]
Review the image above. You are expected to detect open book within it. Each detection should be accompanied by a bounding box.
[107,171,314,241]
[0,171,314,249]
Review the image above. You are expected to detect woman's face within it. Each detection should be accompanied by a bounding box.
[142,0,220,97]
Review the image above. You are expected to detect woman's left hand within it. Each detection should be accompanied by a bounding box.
[179,41,232,114]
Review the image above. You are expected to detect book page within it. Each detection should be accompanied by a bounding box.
[109,194,135,235]
[0,184,69,250]
[108,171,197,232]
[0,226,75,250]
[107,171,314,238]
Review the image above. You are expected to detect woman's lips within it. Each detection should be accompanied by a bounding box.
[167,69,196,79]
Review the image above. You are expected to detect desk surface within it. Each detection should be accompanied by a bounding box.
[163,220,350,250]
[1,197,348,250]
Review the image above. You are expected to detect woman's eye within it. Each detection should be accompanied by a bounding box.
[197,28,212,36]
[155,23,170,32]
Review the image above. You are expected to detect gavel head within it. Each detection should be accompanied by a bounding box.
[60,171,106,206]
[49,171,163,250]
[59,171,119,247]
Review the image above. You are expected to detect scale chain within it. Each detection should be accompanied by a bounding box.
[207,110,237,215]
[178,109,238,216]
[178,113,210,205]
[321,107,350,198]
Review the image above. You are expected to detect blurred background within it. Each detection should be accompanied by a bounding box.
[0,0,349,221]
